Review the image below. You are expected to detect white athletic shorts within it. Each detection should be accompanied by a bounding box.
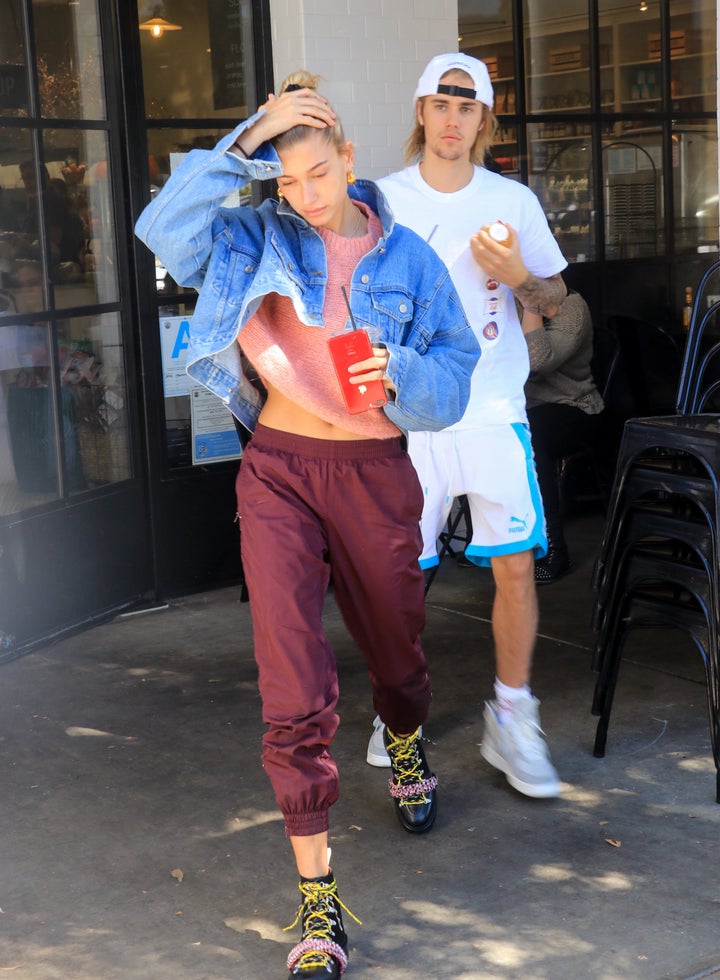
[408,423,547,569]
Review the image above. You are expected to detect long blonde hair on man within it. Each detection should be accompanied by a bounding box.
[403,69,498,166]
[272,70,346,153]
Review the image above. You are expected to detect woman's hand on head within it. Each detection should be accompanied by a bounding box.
[237,89,336,156]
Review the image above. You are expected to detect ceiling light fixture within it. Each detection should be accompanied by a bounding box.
[139,16,183,38]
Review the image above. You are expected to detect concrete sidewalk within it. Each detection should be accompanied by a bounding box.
[1,512,720,980]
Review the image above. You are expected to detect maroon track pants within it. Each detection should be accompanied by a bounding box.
[235,424,431,837]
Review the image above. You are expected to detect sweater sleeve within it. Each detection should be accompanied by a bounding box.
[525,292,590,375]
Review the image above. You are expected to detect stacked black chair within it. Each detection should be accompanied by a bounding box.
[591,258,720,802]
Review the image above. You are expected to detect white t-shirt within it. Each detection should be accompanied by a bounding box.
[378,165,567,426]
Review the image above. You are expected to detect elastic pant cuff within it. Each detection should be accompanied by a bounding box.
[284,808,330,838]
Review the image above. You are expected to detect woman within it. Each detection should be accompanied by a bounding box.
[136,72,479,979]
[522,291,605,583]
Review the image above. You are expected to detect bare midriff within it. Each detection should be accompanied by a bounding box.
[257,377,373,440]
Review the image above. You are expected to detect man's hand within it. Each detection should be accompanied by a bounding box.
[470,223,566,318]
[470,222,527,290]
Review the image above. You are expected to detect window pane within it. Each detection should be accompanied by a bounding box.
[33,0,106,119]
[158,299,197,470]
[459,0,517,174]
[598,0,662,115]
[42,128,119,307]
[139,0,256,120]
[64,312,131,490]
[0,0,28,118]
[0,139,52,314]
[672,121,719,254]
[603,136,664,259]
[0,321,64,513]
[524,0,590,115]
[528,126,595,264]
[669,0,716,114]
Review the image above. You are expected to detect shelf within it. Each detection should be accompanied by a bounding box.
[529,63,612,80]
[621,98,662,107]
[530,104,591,113]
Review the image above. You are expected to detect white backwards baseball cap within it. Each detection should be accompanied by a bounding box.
[414,53,494,109]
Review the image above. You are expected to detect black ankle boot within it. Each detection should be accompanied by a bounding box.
[534,545,571,584]
[286,873,353,979]
[384,726,438,834]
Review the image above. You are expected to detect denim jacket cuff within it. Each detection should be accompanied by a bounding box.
[220,111,282,181]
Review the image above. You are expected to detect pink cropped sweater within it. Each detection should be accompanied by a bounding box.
[238,204,399,439]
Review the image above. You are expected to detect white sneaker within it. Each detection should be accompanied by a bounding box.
[366,715,391,767]
[480,698,561,798]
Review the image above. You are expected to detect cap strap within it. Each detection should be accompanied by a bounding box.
[437,83,477,100]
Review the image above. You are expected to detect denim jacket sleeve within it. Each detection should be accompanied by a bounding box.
[134,111,280,288]
[383,276,480,432]
[352,220,480,432]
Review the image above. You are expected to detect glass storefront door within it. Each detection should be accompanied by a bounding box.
[0,0,270,655]
[130,0,270,597]
[0,1,146,655]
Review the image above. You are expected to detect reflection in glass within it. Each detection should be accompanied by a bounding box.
[0,321,64,513]
[64,312,130,490]
[0,0,27,117]
[672,121,719,254]
[0,309,130,513]
[42,129,119,307]
[0,130,118,311]
[33,0,105,119]
[0,139,51,314]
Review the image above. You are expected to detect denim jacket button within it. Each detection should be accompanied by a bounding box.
[399,302,407,313]
[361,274,369,283]
[244,265,254,273]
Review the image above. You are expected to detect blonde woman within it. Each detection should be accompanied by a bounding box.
[136,71,479,979]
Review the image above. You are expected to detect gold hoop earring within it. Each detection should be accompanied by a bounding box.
[277,188,284,199]
[346,170,356,186]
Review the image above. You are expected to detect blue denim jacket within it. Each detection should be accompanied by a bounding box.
[135,112,480,437]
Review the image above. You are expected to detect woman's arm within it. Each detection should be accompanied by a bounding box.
[134,116,278,288]
[383,281,481,432]
[134,89,335,287]
[524,292,591,375]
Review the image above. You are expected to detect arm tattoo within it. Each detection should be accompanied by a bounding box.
[513,273,566,317]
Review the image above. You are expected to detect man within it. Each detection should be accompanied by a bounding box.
[367,53,567,798]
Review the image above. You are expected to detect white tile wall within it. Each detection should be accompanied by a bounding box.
[268,0,458,177]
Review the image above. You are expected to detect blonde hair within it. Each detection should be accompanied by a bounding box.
[272,70,346,153]
[403,68,498,167]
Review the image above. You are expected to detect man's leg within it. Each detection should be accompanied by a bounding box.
[480,548,560,798]
[491,549,537,688]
